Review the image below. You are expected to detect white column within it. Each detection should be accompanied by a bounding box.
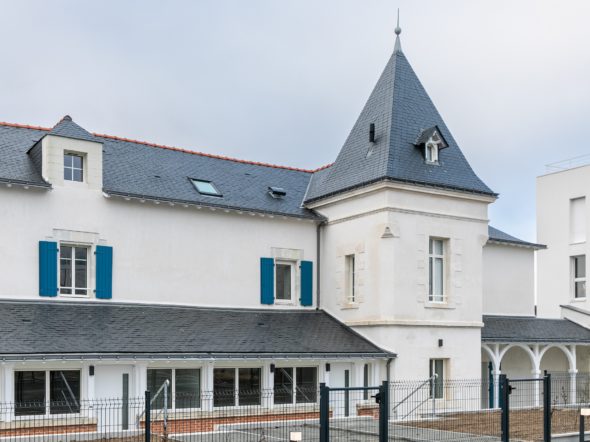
[2,364,14,422]
[203,362,214,411]
[492,370,501,409]
[532,369,542,407]
[264,362,274,409]
[569,370,578,404]
[324,362,331,387]
[134,363,147,399]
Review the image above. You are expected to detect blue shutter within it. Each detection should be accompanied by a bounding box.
[95,245,113,299]
[300,260,313,306]
[260,257,275,305]
[39,241,58,297]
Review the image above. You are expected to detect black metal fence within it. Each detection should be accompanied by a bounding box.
[3,376,590,441]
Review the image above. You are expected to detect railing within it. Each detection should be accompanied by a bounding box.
[545,154,590,173]
[391,374,437,420]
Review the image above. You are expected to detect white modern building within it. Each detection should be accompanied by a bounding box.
[0,25,585,433]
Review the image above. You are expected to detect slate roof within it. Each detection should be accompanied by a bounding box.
[305,37,495,203]
[0,122,321,219]
[0,300,392,360]
[488,226,546,250]
[482,315,590,343]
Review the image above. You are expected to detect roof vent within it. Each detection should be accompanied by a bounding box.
[268,186,287,198]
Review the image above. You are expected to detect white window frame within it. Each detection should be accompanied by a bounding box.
[59,244,90,298]
[429,359,445,399]
[425,142,438,163]
[345,254,356,303]
[572,255,586,299]
[14,369,82,418]
[273,365,318,405]
[212,367,263,408]
[147,367,202,411]
[428,238,446,303]
[63,152,84,182]
[275,260,296,304]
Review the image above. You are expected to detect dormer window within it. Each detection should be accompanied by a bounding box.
[64,153,83,182]
[425,142,438,163]
[191,179,222,197]
[415,126,448,165]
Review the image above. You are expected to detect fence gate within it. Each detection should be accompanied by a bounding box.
[319,381,389,441]
[500,373,551,442]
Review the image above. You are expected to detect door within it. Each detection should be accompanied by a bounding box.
[94,365,133,432]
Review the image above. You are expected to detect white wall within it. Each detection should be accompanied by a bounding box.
[482,243,535,316]
[0,184,317,309]
[310,181,493,379]
[537,165,590,318]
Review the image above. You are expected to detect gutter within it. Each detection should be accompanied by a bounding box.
[316,221,325,309]
[0,177,50,189]
[0,352,394,362]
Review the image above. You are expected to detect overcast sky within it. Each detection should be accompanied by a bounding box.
[1,0,589,242]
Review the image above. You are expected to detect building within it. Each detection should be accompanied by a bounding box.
[0,24,572,432]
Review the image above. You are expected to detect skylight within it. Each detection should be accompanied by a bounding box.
[190,179,222,197]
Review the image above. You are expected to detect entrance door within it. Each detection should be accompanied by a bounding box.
[94,365,133,432]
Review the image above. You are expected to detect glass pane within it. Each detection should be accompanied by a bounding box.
[275,264,292,300]
[429,257,433,297]
[73,169,83,182]
[147,369,172,409]
[576,281,586,298]
[75,248,87,260]
[193,180,219,195]
[575,256,586,278]
[50,370,80,414]
[60,259,72,288]
[64,168,72,181]
[72,155,83,169]
[175,369,201,409]
[429,238,433,254]
[274,367,293,405]
[213,368,235,407]
[434,361,444,399]
[434,239,443,255]
[15,371,46,416]
[74,289,87,295]
[64,154,73,167]
[75,261,87,288]
[296,367,317,403]
[434,258,444,297]
[238,368,261,406]
[60,246,72,259]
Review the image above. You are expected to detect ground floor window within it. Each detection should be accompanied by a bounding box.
[15,370,80,416]
[147,368,201,410]
[274,366,318,405]
[213,367,261,407]
[429,359,445,399]
[363,363,371,400]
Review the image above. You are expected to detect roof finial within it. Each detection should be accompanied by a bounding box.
[394,8,402,53]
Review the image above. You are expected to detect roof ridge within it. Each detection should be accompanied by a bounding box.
[0,120,332,173]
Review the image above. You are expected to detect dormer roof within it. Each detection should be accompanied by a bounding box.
[305,35,495,203]
[47,115,98,142]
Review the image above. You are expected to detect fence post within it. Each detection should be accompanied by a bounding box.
[145,390,151,442]
[319,383,329,442]
[379,381,389,442]
[500,374,509,442]
[544,373,551,442]
[580,413,585,442]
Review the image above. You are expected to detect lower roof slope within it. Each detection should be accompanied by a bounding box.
[482,315,590,343]
[0,300,392,360]
[487,226,546,250]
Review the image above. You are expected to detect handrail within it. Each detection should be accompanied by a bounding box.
[136,379,170,426]
[392,374,437,414]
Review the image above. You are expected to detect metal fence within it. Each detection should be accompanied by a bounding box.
[3,376,590,441]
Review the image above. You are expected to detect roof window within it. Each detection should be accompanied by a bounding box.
[190,179,222,197]
[268,187,287,199]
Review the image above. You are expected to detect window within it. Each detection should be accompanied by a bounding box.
[147,368,201,410]
[213,368,261,407]
[15,370,80,416]
[345,254,356,303]
[570,197,586,244]
[273,366,318,405]
[363,363,371,400]
[191,179,222,197]
[573,255,586,299]
[425,143,438,163]
[59,245,88,296]
[429,238,445,302]
[64,153,83,182]
[275,262,294,302]
[429,359,444,399]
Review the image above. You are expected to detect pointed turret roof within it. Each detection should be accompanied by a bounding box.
[305,34,494,203]
[48,115,98,142]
